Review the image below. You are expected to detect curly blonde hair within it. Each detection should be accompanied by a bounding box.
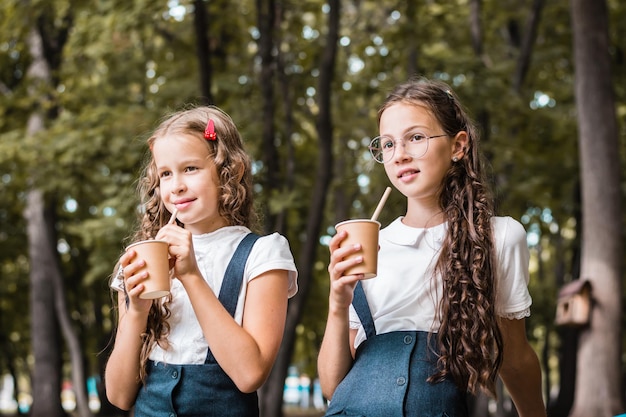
[378,78,502,397]
[127,105,256,382]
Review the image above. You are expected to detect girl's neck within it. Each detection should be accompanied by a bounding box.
[403,200,445,228]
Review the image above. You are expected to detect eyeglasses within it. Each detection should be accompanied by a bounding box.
[369,132,448,163]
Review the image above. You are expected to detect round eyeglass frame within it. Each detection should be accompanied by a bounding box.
[368,133,448,163]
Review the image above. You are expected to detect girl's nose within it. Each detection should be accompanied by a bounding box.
[170,177,186,194]
[392,141,411,162]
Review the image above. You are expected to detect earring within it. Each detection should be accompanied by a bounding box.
[452,156,459,162]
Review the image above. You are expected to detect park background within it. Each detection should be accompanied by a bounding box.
[0,0,624,416]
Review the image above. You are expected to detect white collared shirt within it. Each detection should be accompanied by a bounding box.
[349,216,532,348]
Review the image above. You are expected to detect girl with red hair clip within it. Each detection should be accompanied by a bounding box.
[105,106,298,417]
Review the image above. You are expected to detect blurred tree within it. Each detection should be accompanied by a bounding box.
[0,1,624,416]
[261,2,341,416]
[569,0,624,416]
[21,5,93,416]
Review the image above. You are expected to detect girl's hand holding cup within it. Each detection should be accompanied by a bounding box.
[328,229,369,310]
[119,250,156,314]
[122,208,179,303]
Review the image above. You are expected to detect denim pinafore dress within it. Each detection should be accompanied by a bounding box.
[324,281,469,417]
[134,233,261,417]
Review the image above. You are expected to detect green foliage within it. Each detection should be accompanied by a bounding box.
[0,0,624,397]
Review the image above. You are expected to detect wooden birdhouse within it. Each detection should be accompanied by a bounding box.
[555,280,592,327]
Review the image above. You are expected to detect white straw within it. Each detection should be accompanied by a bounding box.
[371,187,392,221]
[168,208,178,225]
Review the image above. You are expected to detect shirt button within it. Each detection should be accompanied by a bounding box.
[403,335,413,344]
[171,370,178,379]
[169,413,176,417]
[396,376,406,386]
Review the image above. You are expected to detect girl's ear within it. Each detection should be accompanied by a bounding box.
[451,131,469,161]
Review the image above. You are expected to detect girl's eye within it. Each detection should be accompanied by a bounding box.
[408,134,426,143]
[185,166,198,172]
[381,138,394,149]
[159,171,171,178]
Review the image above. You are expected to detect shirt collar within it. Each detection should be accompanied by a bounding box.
[381,217,448,246]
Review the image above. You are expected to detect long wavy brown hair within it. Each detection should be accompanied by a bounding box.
[378,78,503,397]
[119,105,256,382]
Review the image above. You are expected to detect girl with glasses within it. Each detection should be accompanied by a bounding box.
[318,78,546,417]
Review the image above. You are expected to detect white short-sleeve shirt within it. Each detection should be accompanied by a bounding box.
[111,225,298,364]
[349,216,531,348]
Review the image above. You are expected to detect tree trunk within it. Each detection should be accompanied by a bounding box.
[52,220,93,417]
[259,1,341,416]
[255,0,280,412]
[23,23,65,417]
[193,0,213,104]
[569,0,624,416]
[256,0,280,234]
[512,0,545,92]
[548,327,577,417]
[469,0,482,57]
[546,220,578,417]
[405,1,419,76]
[25,23,93,417]
[25,190,65,417]
[274,1,296,234]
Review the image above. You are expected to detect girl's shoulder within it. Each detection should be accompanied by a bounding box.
[491,216,528,255]
[252,231,294,254]
[248,231,298,297]
[491,216,527,242]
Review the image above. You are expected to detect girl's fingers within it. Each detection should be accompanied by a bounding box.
[329,255,362,277]
[328,230,347,252]
[329,242,363,279]
[118,249,134,269]
[123,256,144,278]
[155,223,186,242]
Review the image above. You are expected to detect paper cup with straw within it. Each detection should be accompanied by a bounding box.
[125,208,178,299]
[334,187,391,279]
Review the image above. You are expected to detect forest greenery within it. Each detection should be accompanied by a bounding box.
[0,0,624,402]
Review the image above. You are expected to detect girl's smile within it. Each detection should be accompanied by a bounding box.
[396,167,420,181]
[171,198,195,210]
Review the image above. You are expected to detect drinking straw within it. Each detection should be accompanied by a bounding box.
[371,187,392,221]
[168,208,178,225]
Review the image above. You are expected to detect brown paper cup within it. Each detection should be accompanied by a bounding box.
[335,219,381,279]
[126,240,170,299]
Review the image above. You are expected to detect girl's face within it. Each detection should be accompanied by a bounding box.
[152,134,227,234]
[379,102,465,206]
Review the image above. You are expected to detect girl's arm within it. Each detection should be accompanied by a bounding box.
[317,230,366,399]
[181,268,289,393]
[317,300,358,399]
[498,317,547,417]
[159,224,289,393]
[104,254,154,410]
[104,292,146,409]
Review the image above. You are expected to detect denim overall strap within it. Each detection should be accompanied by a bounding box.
[352,281,376,339]
[205,232,260,364]
[218,233,260,317]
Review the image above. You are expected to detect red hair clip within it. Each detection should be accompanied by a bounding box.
[204,119,217,141]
